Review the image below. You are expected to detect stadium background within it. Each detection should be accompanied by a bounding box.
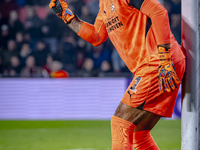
[0,0,182,149]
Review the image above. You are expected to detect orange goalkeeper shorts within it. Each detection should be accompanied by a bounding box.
[121,59,186,118]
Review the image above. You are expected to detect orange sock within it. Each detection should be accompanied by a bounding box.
[111,116,135,150]
[133,130,159,150]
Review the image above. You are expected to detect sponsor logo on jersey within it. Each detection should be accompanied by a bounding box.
[105,16,123,33]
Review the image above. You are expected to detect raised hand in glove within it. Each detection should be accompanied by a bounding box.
[49,0,75,24]
[158,46,181,93]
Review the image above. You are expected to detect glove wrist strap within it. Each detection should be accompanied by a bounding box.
[158,46,171,61]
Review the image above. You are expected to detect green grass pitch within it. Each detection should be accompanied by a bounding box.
[0,119,181,150]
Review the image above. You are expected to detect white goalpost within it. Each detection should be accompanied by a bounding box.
[181,0,200,150]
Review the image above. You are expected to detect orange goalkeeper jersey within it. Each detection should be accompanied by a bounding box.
[78,0,185,74]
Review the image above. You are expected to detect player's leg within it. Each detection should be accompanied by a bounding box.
[111,102,161,150]
[111,59,186,150]
[133,110,161,150]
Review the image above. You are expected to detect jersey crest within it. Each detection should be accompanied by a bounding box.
[111,3,115,12]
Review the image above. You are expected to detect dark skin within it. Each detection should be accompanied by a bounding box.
[68,16,168,131]
[114,102,161,132]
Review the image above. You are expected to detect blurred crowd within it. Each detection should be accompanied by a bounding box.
[0,0,181,78]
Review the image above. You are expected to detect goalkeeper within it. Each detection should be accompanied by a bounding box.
[49,0,186,149]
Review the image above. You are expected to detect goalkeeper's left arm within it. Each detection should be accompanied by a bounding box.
[129,0,181,93]
[49,0,108,46]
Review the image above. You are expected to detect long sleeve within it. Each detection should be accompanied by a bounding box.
[77,12,108,47]
[129,0,170,45]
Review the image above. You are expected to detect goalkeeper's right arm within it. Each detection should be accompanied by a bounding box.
[49,0,108,46]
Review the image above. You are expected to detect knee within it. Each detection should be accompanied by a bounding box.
[111,116,135,150]
[111,116,135,136]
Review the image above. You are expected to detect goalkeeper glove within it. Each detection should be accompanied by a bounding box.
[49,0,75,24]
[158,46,181,93]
